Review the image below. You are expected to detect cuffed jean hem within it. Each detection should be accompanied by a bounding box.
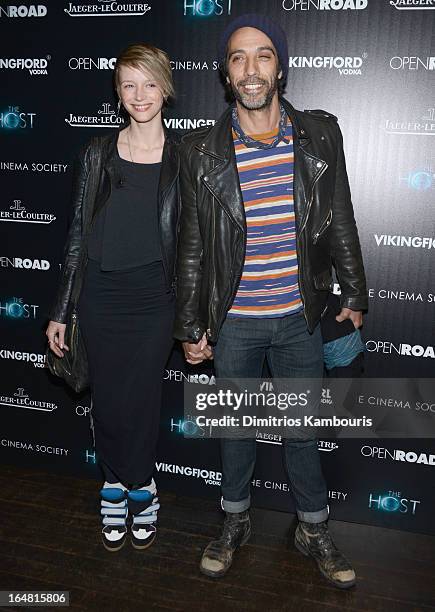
[222,496,251,513]
[297,506,329,523]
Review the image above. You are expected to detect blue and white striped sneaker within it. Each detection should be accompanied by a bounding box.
[100,486,128,552]
[128,479,160,550]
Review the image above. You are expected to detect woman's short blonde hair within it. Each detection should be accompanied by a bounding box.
[114,43,174,100]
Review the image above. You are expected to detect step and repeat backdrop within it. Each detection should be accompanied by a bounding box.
[1,0,434,534]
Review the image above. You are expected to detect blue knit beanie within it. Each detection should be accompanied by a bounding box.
[218,14,289,82]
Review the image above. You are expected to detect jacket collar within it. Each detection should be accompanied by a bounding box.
[197,97,310,159]
[197,97,326,232]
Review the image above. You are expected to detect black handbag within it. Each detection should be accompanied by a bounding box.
[45,305,89,393]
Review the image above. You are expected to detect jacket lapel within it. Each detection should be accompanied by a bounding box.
[281,99,328,230]
[158,134,179,211]
[198,100,327,234]
[199,108,245,232]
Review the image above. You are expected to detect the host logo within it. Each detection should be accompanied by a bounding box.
[68,57,116,70]
[65,1,151,17]
[390,56,435,71]
[184,0,232,16]
[390,0,435,10]
[0,4,47,17]
[365,340,435,359]
[368,490,420,514]
[0,388,57,412]
[0,297,39,319]
[0,106,36,129]
[0,350,46,368]
[0,257,50,270]
[170,416,206,437]
[288,54,367,76]
[65,102,123,128]
[400,165,435,191]
[374,234,435,249]
[0,56,50,75]
[361,445,435,466]
[384,106,435,135]
[0,200,56,224]
[283,0,367,9]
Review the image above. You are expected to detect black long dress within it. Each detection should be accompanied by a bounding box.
[78,155,174,487]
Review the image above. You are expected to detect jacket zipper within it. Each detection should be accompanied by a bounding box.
[313,209,333,244]
[296,162,328,328]
[299,162,328,235]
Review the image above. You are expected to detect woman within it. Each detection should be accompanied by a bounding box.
[46,44,180,552]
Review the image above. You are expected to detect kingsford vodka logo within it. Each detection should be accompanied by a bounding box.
[0,55,51,75]
[288,53,368,76]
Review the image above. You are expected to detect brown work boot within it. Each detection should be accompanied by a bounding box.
[200,510,251,578]
[295,521,356,589]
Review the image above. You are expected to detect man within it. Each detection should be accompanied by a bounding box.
[174,14,367,589]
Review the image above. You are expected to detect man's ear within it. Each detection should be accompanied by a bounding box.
[226,76,230,84]
[278,69,283,79]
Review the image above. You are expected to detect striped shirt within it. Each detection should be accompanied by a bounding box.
[227,120,303,318]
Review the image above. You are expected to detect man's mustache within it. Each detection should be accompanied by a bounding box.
[236,78,267,87]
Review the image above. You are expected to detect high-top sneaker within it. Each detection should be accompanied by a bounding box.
[200,510,251,578]
[127,479,160,550]
[100,485,128,552]
[295,521,356,589]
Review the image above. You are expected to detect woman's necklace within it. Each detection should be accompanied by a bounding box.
[126,126,164,163]
[127,127,135,163]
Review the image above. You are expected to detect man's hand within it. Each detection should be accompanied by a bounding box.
[335,308,363,329]
[182,333,213,364]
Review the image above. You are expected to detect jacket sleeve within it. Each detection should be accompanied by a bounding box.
[329,122,368,312]
[48,145,90,323]
[173,143,206,343]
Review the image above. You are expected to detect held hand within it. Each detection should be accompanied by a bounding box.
[335,308,363,329]
[46,320,69,358]
[182,333,214,364]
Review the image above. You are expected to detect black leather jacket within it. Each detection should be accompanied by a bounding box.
[174,98,367,344]
[50,129,180,323]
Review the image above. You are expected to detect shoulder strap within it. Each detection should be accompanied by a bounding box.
[304,109,338,121]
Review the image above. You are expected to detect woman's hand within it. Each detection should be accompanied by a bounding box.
[46,321,69,358]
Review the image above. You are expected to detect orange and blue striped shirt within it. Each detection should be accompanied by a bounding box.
[227,121,303,318]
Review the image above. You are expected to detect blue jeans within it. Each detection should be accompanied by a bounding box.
[214,311,329,524]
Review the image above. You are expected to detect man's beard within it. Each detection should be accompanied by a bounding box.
[231,75,278,110]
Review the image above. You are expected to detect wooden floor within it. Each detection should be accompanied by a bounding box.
[0,464,434,612]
